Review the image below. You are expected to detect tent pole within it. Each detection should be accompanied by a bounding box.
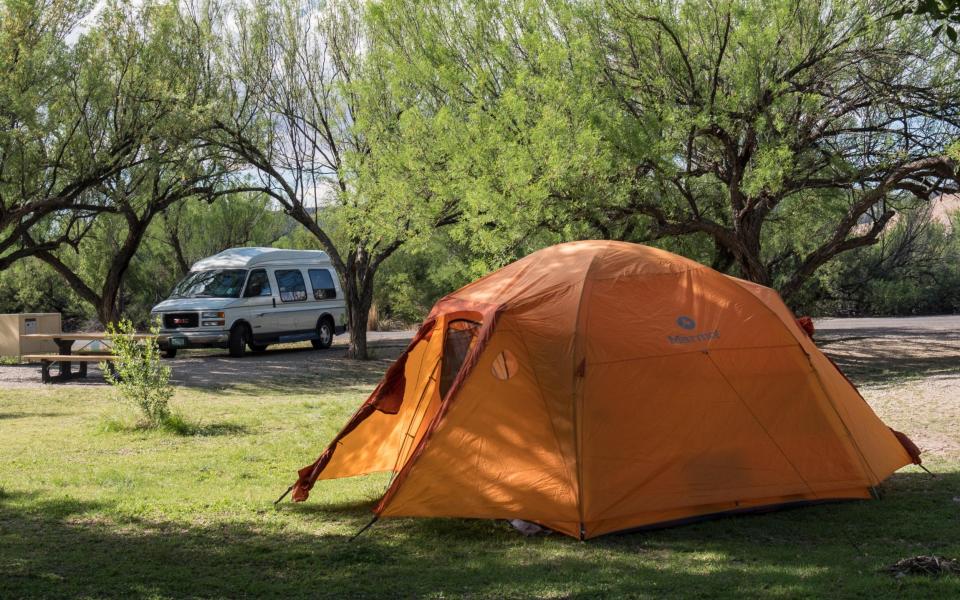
[273,484,294,506]
[841,529,865,555]
[350,516,379,541]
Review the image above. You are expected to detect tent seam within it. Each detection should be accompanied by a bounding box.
[800,351,883,487]
[704,352,819,498]
[585,343,800,367]
[513,322,581,518]
[570,246,611,537]
[726,277,884,487]
[451,266,711,307]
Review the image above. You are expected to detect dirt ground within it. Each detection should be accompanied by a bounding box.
[1,316,958,461]
[816,316,960,461]
[0,330,413,390]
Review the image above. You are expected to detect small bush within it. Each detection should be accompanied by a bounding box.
[102,319,173,428]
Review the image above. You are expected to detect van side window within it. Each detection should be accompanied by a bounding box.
[309,269,337,300]
[275,269,307,302]
[243,269,272,298]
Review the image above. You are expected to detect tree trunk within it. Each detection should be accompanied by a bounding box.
[346,298,370,359]
[730,211,771,285]
[34,207,149,329]
[710,238,736,272]
[96,212,149,327]
[167,227,191,275]
[709,229,770,286]
[344,268,375,360]
[732,250,771,286]
[96,296,122,329]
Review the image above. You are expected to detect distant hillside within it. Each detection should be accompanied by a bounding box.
[854,194,960,235]
[929,194,960,232]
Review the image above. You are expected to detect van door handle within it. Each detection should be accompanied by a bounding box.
[272,298,276,308]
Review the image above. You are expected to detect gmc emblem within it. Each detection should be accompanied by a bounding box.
[173,318,189,325]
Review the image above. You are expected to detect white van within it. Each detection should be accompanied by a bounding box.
[151,247,347,358]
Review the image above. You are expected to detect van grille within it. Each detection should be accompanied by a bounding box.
[163,312,199,329]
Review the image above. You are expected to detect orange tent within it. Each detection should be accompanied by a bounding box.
[289,241,920,539]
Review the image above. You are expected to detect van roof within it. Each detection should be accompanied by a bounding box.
[191,247,332,270]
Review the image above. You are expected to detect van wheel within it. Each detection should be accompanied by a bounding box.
[228,324,249,358]
[312,319,334,350]
[162,348,178,359]
[249,343,268,353]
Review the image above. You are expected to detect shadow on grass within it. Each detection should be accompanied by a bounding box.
[2,472,958,598]
[818,329,960,387]
[0,411,69,420]
[287,497,387,516]
[99,415,249,437]
[160,412,248,436]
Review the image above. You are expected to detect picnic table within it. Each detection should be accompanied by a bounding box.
[21,333,159,383]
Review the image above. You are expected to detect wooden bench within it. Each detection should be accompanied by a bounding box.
[22,354,118,384]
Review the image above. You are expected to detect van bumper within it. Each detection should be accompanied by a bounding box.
[158,330,229,350]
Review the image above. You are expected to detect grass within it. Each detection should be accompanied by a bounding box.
[1,348,959,598]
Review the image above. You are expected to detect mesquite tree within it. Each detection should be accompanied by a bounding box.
[26,1,236,326]
[0,1,140,270]
[371,0,960,302]
[209,0,457,359]
[585,0,960,296]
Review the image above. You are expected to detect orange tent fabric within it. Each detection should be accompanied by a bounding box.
[290,241,918,539]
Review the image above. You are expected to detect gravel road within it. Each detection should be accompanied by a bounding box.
[0,330,415,389]
[2,315,958,392]
[815,314,960,335]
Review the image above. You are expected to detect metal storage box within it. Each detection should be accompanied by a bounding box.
[0,313,61,357]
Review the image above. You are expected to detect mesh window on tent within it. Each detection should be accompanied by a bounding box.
[439,319,481,398]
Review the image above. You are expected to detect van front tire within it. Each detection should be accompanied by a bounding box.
[162,348,178,359]
[228,324,249,358]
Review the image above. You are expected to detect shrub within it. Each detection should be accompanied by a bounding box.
[102,319,173,428]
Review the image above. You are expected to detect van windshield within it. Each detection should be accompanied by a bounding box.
[170,269,248,299]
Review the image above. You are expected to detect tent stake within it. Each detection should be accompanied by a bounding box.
[350,516,379,541]
[843,529,865,555]
[274,484,294,506]
[919,464,936,478]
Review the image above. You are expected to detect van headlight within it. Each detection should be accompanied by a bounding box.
[201,311,225,327]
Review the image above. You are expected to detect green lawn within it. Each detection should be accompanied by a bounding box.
[1,351,958,598]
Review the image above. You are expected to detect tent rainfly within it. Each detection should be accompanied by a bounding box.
[285,241,921,539]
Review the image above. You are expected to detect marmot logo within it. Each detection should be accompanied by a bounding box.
[667,330,720,344]
[668,315,719,344]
